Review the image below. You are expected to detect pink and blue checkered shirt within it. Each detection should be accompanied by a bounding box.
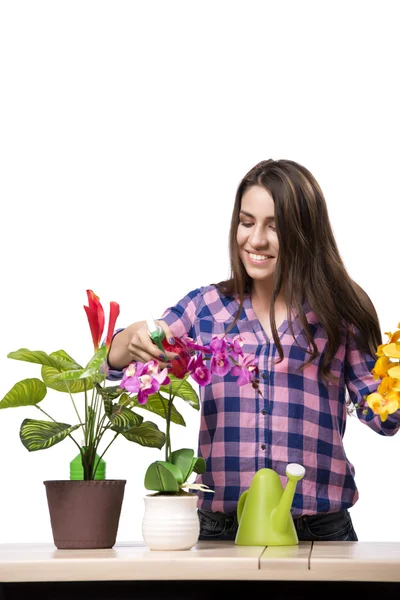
[108,285,400,517]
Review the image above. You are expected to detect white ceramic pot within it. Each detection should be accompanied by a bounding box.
[142,493,200,551]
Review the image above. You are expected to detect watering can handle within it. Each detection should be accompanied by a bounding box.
[237,490,248,523]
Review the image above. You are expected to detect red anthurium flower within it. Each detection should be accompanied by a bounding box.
[84,290,105,352]
[105,301,120,349]
[162,336,191,379]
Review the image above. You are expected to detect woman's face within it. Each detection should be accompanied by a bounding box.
[236,185,279,283]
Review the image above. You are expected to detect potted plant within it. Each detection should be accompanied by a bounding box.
[0,290,167,549]
[119,330,260,550]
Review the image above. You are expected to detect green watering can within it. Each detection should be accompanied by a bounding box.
[235,463,305,546]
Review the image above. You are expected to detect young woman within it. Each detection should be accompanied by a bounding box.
[107,159,400,542]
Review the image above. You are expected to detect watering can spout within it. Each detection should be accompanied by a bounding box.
[272,463,305,533]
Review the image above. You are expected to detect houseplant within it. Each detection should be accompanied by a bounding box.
[364,322,400,421]
[119,332,260,550]
[0,290,167,549]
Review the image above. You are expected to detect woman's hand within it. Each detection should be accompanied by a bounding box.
[108,320,178,370]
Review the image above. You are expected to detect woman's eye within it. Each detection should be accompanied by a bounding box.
[240,222,253,228]
[269,225,276,231]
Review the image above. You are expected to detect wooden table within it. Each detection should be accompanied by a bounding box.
[1,541,399,599]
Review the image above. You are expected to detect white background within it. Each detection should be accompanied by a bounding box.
[0,0,399,544]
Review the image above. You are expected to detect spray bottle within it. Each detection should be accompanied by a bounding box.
[147,314,191,379]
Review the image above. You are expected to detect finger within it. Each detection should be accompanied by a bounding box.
[156,320,181,360]
[128,339,169,365]
[127,345,172,370]
[157,320,176,346]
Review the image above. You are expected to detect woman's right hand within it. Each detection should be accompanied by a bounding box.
[107,319,178,370]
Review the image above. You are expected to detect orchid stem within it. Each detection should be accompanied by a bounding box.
[164,374,189,461]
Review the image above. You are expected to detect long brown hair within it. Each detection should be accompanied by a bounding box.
[216,159,381,384]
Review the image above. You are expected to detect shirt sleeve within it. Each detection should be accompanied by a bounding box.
[345,326,400,435]
[158,287,203,339]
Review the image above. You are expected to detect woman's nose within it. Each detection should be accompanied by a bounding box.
[249,227,268,247]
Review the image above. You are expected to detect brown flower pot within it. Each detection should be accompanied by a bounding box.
[44,479,126,549]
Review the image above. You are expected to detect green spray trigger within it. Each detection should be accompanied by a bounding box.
[147,314,165,354]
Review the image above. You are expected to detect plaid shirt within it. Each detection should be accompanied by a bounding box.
[108,285,400,517]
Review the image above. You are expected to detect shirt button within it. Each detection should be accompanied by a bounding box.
[261,444,266,450]
[261,409,267,415]
[262,372,267,380]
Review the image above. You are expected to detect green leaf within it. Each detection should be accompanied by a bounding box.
[51,346,107,382]
[20,418,80,451]
[102,389,131,419]
[0,379,47,409]
[130,392,186,426]
[7,348,74,369]
[122,421,165,449]
[41,350,93,393]
[192,456,206,474]
[159,375,200,409]
[84,346,107,373]
[103,396,112,418]
[168,448,195,483]
[48,350,82,370]
[109,407,143,432]
[95,384,124,401]
[144,461,181,492]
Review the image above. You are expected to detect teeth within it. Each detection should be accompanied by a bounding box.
[249,253,270,261]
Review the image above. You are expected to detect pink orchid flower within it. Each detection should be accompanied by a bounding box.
[188,354,212,387]
[182,334,212,355]
[209,336,231,376]
[121,360,170,404]
[231,353,259,386]
[227,335,245,361]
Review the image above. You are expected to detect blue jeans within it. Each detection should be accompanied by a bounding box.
[198,508,358,542]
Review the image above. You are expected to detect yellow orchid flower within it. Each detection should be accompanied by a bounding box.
[377,330,400,356]
[372,355,396,379]
[378,376,397,395]
[382,343,400,359]
[385,389,400,404]
[392,379,400,392]
[376,344,386,357]
[366,391,399,422]
[388,365,400,379]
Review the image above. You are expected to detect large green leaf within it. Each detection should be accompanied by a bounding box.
[48,350,82,370]
[168,448,195,483]
[20,418,80,451]
[50,346,107,382]
[159,376,200,409]
[144,461,181,492]
[0,378,47,409]
[130,392,186,426]
[109,407,143,432]
[122,421,165,449]
[7,348,74,369]
[41,350,92,393]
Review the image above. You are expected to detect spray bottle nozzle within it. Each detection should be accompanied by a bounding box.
[147,315,165,354]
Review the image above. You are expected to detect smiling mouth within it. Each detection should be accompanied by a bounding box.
[247,252,274,261]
